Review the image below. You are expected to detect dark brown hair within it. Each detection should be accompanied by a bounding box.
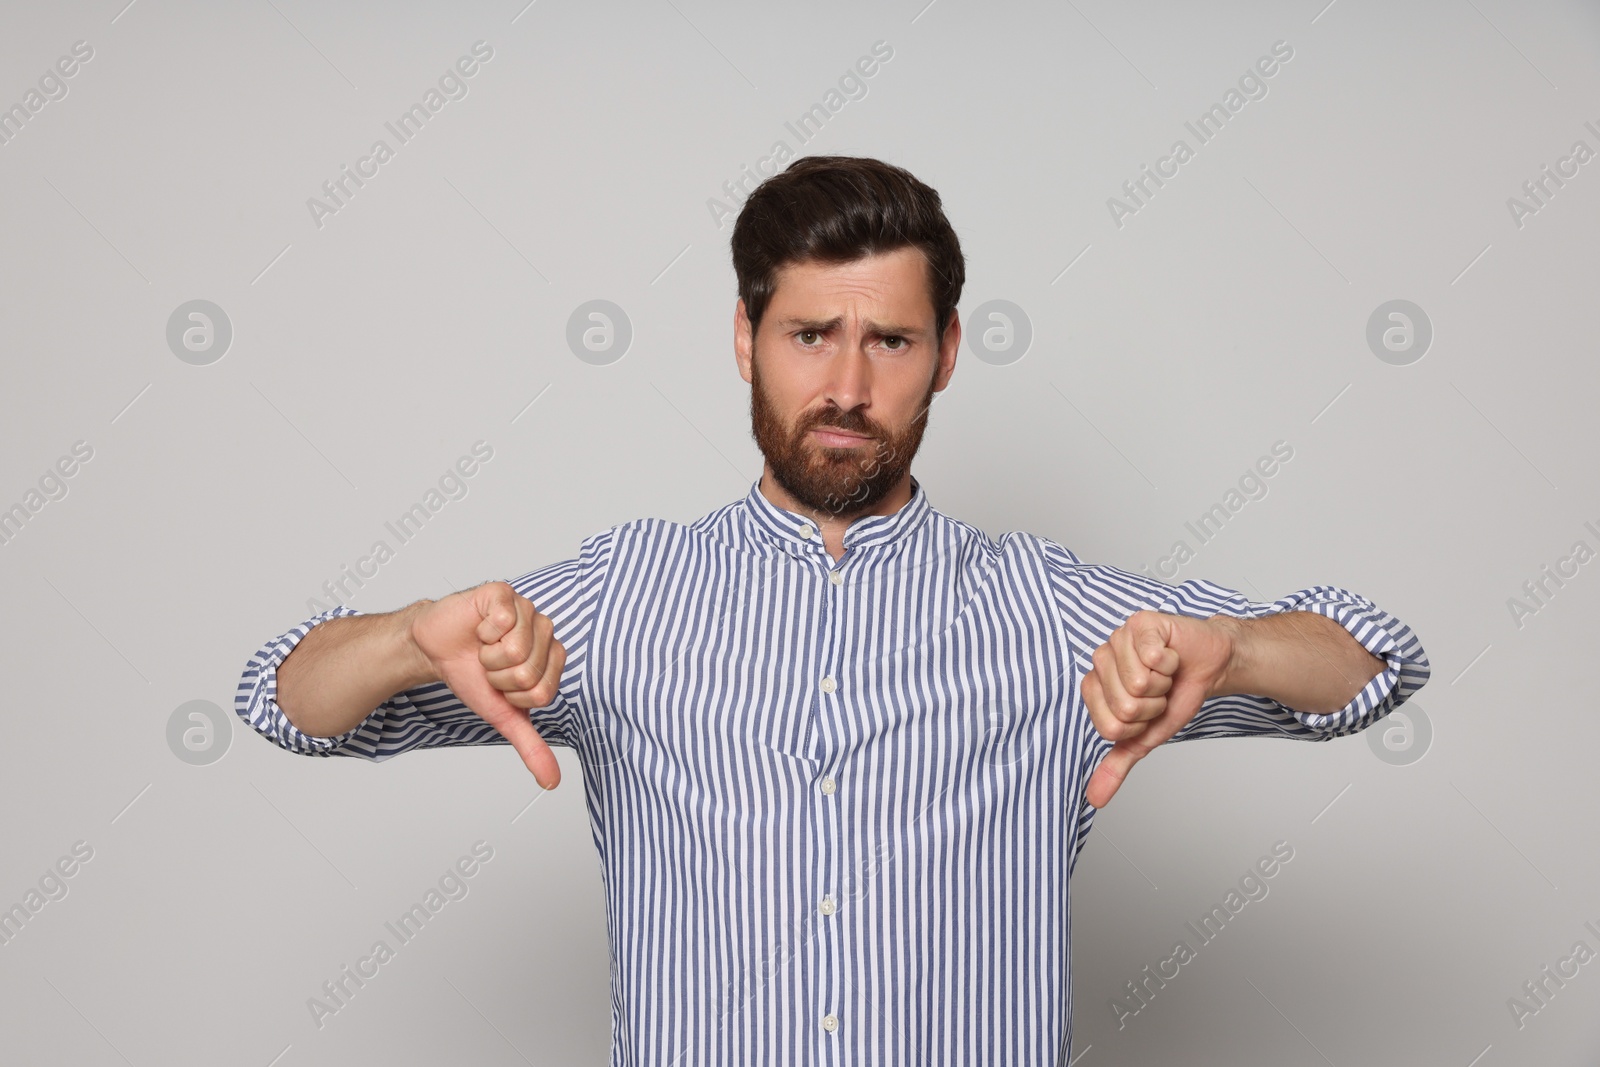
[730,155,965,344]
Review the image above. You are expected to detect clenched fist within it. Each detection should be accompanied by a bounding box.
[409,581,568,790]
[1082,610,1237,809]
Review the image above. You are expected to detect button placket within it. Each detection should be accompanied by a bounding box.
[813,542,847,1056]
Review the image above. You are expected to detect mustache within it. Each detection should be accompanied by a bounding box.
[802,410,878,436]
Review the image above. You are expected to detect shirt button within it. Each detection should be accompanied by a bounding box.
[819,895,836,916]
[822,1013,839,1033]
[820,775,836,795]
[829,569,843,586]
[798,524,815,540]
[820,676,836,694]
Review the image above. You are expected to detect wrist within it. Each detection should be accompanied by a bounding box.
[395,599,440,689]
[1208,614,1250,699]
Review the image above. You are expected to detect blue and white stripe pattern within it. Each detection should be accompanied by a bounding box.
[237,475,1429,1065]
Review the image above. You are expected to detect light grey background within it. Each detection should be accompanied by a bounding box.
[1,0,1597,1063]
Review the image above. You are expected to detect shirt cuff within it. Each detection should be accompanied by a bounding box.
[1261,593,1426,736]
[235,605,370,756]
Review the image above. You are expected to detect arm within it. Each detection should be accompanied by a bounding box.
[274,599,437,738]
[234,527,616,775]
[1041,539,1430,808]
[1209,610,1388,715]
[1043,541,1429,743]
[1156,578,1429,743]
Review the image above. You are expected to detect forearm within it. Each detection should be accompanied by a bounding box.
[277,600,439,738]
[1209,610,1388,715]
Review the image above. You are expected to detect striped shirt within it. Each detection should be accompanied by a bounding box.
[236,474,1430,1065]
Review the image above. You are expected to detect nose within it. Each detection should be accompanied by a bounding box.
[820,333,873,418]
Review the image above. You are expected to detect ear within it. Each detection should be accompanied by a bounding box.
[932,309,960,393]
[735,299,754,384]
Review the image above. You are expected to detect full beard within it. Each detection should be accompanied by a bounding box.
[748,349,935,520]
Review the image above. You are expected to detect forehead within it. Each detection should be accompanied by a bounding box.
[767,247,932,316]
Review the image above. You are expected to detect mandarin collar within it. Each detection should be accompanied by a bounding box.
[742,474,931,555]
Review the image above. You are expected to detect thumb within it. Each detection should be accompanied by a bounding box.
[449,661,563,790]
[495,708,563,791]
[1086,743,1141,808]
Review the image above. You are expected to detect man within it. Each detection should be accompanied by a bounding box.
[236,155,1430,1065]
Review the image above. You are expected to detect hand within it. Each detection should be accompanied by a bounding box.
[409,581,568,790]
[1082,610,1236,808]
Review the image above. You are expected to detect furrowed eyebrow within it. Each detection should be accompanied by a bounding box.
[776,316,925,338]
[776,316,843,332]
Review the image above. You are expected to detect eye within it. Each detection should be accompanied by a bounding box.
[798,330,822,346]
[883,335,906,350]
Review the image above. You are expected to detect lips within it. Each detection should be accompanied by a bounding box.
[811,427,872,446]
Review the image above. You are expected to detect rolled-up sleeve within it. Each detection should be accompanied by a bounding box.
[1152,577,1429,742]
[233,527,617,760]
